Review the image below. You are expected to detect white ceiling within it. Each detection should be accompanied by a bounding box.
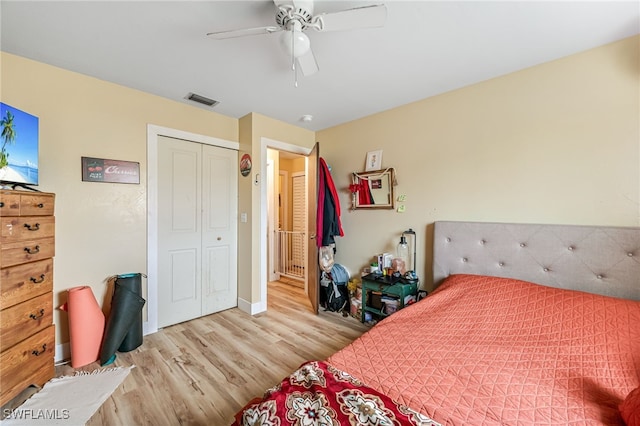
[1,1,638,131]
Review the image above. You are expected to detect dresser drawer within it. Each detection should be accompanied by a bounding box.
[0,192,20,217]
[0,325,54,406]
[1,259,53,310]
[0,237,55,268]
[1,216,55,243]
[0,192,54,217]
[18,194,55,216]
[0,292,53,351]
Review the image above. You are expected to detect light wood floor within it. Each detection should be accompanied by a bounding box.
[54,281,368,425]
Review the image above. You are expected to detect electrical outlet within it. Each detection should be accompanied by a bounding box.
[398,194,407,202]
[397,204,406,213]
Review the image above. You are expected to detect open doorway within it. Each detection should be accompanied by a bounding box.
[259,138,317,316]
[267,149,307,296]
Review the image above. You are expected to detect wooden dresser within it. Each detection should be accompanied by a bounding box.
[0,189,55,406]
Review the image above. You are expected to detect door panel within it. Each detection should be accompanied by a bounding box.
[158,136,202,327]
[170,151,199,231]
[169,250,198,301]
[207,247,230,292]
[306,143,319,314]
[201,144,238,315]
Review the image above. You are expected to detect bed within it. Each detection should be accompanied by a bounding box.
[233,221,640,425]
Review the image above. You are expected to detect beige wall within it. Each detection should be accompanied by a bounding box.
[1,53,239,346]
[317,35,640,290]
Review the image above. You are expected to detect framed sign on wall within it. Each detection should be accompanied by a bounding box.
[81,157,140,184]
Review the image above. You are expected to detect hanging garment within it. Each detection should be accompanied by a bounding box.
[357,179,374,205]
[316,157,344,247]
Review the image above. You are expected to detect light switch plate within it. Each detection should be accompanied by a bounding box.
[398,194,407,202]
[397,204,406,213]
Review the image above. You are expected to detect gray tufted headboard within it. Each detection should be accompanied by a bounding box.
[433,221,640,301]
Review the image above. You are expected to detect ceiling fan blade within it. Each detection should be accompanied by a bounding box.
[206,26,281,40]
[314,4,387,32]
[296,48,319,76]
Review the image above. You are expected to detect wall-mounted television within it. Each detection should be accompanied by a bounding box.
[0,102,39,188]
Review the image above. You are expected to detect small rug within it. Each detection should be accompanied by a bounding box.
[1,366,134,426]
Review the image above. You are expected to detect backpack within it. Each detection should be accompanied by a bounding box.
[320,264,350,313]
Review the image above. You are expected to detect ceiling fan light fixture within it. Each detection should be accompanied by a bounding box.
[279,21,310,58]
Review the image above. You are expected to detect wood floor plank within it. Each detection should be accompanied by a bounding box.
[50,281,368,425]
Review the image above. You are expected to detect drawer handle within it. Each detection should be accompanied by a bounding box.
[0,202,4,208]
[30,309,45,320]
[30,274,46,284]
[24,223,41,231]
[24,245,40,254]
[32,344,47,356]
[37,203,44,208]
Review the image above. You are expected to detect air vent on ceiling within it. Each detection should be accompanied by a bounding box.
[185,92,219,107]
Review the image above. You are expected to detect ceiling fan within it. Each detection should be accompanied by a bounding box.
[207,0,387,84]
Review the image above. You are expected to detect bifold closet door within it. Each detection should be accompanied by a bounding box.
[158,136,202,327]
[157,136,237,328]
[201,143,238,316]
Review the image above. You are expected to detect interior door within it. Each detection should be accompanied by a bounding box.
[306,143,319,314]
[201,144,238,316]
[158,136,202,327]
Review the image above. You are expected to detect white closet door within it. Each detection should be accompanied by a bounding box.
[158,136,202,327]
[158,137,238,327]
[201,144,238,315]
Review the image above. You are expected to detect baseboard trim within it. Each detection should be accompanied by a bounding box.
[55,342,70,364]
[237,297,266,316]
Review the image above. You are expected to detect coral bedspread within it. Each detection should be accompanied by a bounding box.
[328,274,640,425]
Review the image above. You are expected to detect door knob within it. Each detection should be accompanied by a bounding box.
[310,234,316,240]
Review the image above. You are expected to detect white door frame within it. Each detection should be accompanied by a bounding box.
[259,138,311,310]
[266,158,279,282]
[147,124,238,335]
